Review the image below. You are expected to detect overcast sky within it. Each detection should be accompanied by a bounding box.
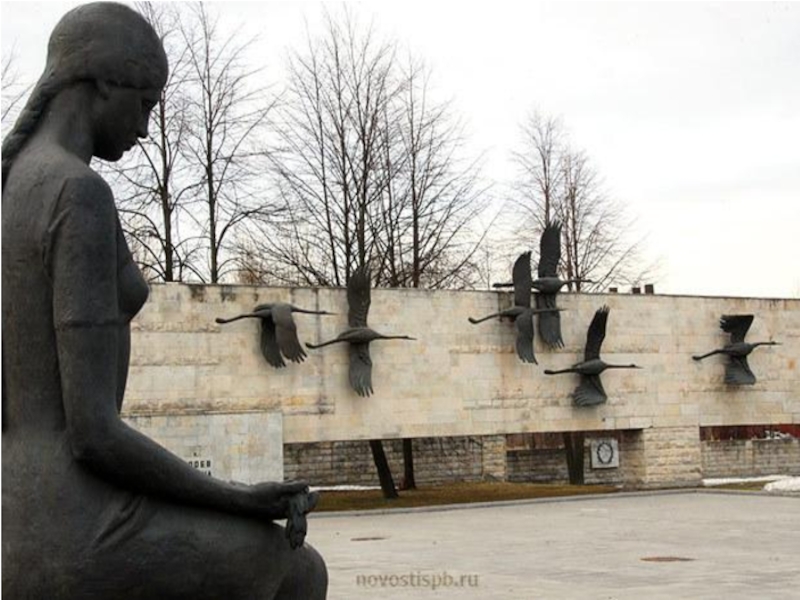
[2,1,799,298]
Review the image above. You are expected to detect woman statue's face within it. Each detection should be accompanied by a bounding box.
[93,81,161,161]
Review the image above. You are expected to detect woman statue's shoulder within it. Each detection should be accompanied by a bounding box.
[57,165,116,212]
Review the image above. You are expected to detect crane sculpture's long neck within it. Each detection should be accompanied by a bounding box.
[293,308,332,316]
[543,368,576,375]
[692,349,721,361]
[604,363,640,369]
[379,335,415,341]
[305,338,347,349]
[468,312,503,324]
[216,313,262,324]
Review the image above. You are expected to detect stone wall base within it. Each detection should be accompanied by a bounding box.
[125,417,796,489]
[285,436,502,487]
[285,431,655,488]
[508,431,642,487]
[701,439,800,478]
[285,428,710,489]
[639,426,702,488]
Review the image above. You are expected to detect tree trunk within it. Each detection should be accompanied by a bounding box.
[401,438,417,490]
[563,431,585,485]
[369,439,399,499]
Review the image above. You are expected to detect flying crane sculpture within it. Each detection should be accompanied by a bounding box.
[470,251,562,364]
[216,302,332,368]
[692,314,780,385]
[494,220,591,348]
[306,265,415,397]
[544,305,641,406]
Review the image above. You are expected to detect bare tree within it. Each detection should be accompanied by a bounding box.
[372,56,490,486]
[261,6,400,498]
[252,9,491,495]
[371,56,489,291]
[257,8,398,287]
[1,46,31,135]
[512,111,655,292]
[252,10,490,293]
[558,149,656,292]
[96,3,278,284]
[179,2,279,283]
[100,2,203,282]
[511,112,564,228]
[513,111,657,484]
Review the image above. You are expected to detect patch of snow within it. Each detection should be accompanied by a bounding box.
[702,475,791,487]
[763,477,800,494]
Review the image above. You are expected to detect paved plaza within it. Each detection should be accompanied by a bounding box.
[308,491,799,599]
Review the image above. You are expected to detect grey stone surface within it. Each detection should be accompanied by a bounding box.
[702,438,800,478]
[308,491,800,599]
[126,411,284,483]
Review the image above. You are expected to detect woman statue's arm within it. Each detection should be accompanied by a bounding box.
[51,175,305,521]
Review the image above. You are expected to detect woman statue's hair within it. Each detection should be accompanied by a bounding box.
[1,2,168,189]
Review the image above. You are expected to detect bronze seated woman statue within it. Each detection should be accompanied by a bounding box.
[1,3,327,598]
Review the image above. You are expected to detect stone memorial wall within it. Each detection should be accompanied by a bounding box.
[123,283,799,487]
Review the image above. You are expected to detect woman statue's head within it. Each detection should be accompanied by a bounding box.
[2,2,169,185]
[41,2,168,92]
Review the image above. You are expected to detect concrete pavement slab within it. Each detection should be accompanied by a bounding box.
[306,491,799,599]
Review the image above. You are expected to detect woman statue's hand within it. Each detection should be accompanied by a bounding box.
[285,488,319,549]
[247,481,319,547]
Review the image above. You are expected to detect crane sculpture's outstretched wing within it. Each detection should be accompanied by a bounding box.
[347,265,371,328]
[348,343,373,397]
[259,317,286,368]
[720,314,754,344]
[725,356,756,385]
[584,305,610,361]
[538,220,562,279]
[512,251,532,309]
[514,310,536,364]
[536,293,564,348]
[573,374,607,407]
[272,303,307,364]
